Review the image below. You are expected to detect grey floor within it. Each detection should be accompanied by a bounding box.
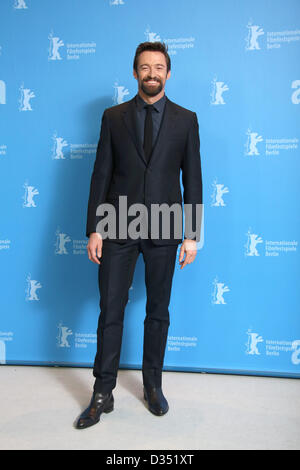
[0,365,299,450]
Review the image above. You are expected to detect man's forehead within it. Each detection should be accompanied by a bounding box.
[138,51,167,65]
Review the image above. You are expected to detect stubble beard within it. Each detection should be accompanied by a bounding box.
[141,78,163,97]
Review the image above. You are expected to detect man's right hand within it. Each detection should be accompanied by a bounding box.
[87,233,103,264]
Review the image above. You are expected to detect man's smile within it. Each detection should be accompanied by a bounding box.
[144,80,160,85]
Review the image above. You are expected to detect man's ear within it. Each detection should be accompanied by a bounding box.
[133,69,138,80]
[166,70,171,81]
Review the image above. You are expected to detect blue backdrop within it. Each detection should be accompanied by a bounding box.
[1,0,299,378]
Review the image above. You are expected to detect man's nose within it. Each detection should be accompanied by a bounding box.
[147,74,159,80]
[147,67,159,76]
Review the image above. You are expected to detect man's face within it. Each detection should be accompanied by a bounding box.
[133,50,171,97]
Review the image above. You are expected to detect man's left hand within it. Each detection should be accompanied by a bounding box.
[179,239,198,269]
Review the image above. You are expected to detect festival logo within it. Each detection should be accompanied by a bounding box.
[0,80,5,104]
[0,144,7,156]
[245,229,263,257]
[54,228,87,255]
[19,84,35,111]
[144,25,161,42]
[244,228,298,257]
[291,80,300,104]
[291,340,300,365]
[210,77,229,105]
[48,32,64,60]
[48,30,96,61]
[56,323,97,349]
[113,80,130,105]
[245,20,264,50]
[0,238,11,251]
[57,323,73,348]
[54,228,72,255]
[211,178,229,207]
[245,19,300,50]
[246,329,300,366]
[144,25,195,55]
[0,332,14,364]
[25,274,42,301]
[51,132,97,160]
[246,329,264,355]
[245,129,263,155]
[245,127,298,156]
[167,335,198,352]
[52,133,68,159]
[212,277,230,305]
[14,0,28,9]
[22,181,39,208]
[0,340,6,364]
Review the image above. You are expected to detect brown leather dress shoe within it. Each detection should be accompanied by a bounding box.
[143,386,169,416]
[75,391,114,429]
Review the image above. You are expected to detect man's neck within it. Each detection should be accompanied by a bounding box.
[138,89,165,105]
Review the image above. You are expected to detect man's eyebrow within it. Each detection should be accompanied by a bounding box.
[139,63,166,67]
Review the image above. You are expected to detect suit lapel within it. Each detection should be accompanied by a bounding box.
[122,97,145,165]
[122,95,178,167]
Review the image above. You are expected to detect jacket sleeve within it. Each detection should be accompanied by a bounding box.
[181,112,203,242]
[86,110,114,238]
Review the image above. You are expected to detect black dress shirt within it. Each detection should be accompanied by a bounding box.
[134,92,167,150]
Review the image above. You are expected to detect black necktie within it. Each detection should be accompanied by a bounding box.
[143,104,154,163]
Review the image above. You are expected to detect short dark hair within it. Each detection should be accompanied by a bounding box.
[133,42,171,74]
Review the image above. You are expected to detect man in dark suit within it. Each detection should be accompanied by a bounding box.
[76,42,203,429]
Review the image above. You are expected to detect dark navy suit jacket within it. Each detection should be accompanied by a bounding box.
[86,95,203,245]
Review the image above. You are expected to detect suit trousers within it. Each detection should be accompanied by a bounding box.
[93,236,178,394]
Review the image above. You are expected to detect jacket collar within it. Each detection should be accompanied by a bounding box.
[134,92,167,114]
[122,95,178,167]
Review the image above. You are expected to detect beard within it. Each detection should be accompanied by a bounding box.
[141,78,163,97]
